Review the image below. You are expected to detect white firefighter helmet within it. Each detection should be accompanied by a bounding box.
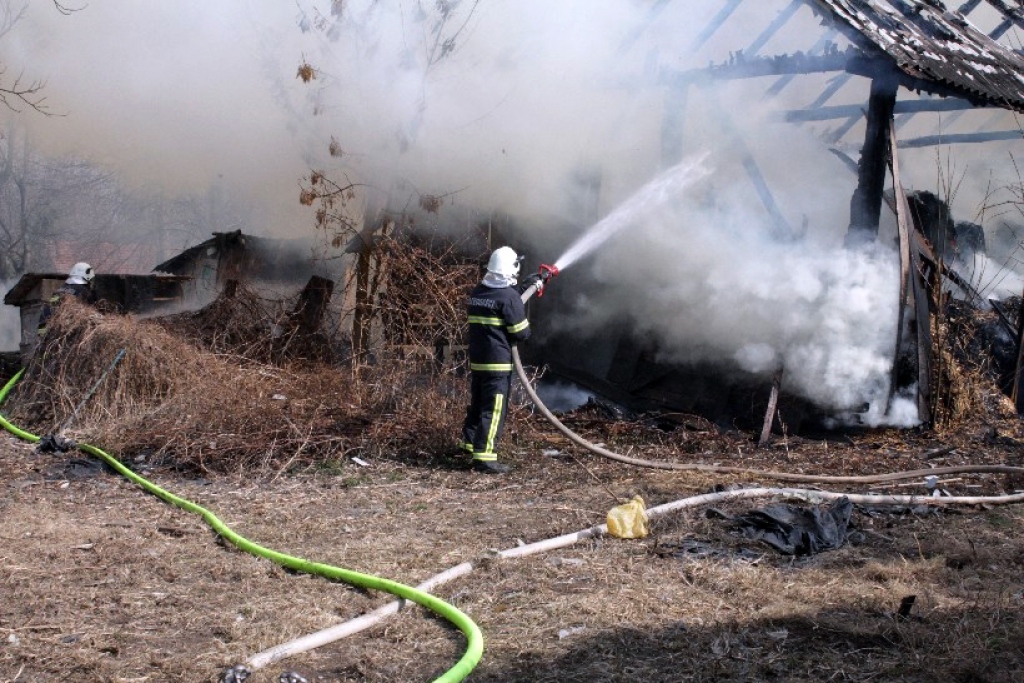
[486,246,522,278]
[67,262,95,285]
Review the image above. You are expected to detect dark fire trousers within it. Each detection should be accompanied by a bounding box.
[461,371,512,462]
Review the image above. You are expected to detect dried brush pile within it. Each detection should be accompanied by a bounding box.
[373,232,481,358]
[154,281,345,366]
[6,296,468,473]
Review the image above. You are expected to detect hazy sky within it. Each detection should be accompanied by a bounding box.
[2,2,312,232]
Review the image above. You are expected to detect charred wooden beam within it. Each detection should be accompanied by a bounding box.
[779,97,977,122]
[764,32,841,99]
[845,71,899,248]
[667,50,999,108]
[898,130,1024,148]
[746,0,802,56]
[662,49,856,84]
[986,0,1024,39]
[691,0,745,52]
[885,126,912,417]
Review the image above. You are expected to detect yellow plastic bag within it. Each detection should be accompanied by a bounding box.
[606,495,649,539]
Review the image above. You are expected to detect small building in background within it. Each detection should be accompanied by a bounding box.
[3,229,344,373]
[3,272,190,361]
[151,229,331,305]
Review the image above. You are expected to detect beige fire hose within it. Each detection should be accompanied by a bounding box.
[513,281,1024,485]
[246,484,1024,668]
[244,281,1024,668]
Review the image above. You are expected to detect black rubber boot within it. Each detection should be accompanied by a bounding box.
[472,460,511,474]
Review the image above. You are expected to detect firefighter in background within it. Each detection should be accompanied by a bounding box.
[461,246,543,474]
[37,262,97,339]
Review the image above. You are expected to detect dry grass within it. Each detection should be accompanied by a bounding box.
[1,431,1023,683]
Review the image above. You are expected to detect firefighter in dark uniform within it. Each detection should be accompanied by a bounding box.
[37,262,97,339]
[461,246,543,474]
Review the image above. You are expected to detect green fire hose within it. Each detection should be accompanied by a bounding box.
[0,369,483,682]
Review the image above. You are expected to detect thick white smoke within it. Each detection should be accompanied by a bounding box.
[554,154,909,419]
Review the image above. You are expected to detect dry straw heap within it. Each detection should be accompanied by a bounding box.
[8,243,479,475]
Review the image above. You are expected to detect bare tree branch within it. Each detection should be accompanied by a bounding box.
[0,67,49,114]
[0,0,82,115]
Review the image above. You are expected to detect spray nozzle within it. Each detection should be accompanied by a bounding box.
[533,264,559,298]
[539,263,559,281]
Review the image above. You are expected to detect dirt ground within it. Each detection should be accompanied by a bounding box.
[2,410,1024,683]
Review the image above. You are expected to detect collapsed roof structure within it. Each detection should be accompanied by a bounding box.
[531,0,1024,431]
[658,0,1024,242]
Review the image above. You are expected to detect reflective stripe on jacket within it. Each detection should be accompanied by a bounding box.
[466,282,530,373]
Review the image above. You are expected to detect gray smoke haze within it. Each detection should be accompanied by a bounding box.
[3,1,1023,420]
[0,279,18,350]
[3,2,311,233]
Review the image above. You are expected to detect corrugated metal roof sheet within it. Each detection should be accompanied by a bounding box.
[810,0,1024,111]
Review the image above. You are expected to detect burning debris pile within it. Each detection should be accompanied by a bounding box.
[4,225,1022,478]
[933,296,1022,427]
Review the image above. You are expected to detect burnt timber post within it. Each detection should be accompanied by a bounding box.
[885,129,912,418]
[845,71,899,248]
[290,275,335,335]
[1013,290,1024,412]
[759,367,783,447]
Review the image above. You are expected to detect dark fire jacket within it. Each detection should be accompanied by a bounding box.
[466,282,531,373]
[37,282,97,333]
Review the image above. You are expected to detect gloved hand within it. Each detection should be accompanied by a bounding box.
[520,272,544,293]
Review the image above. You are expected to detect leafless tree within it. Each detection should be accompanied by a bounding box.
[0,0,82,114]
[0,121,253,279]
[0,125,56,278]
[295,1,483,247]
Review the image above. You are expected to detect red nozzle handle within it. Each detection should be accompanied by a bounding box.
[534,264,559,297]
[539,263,559,280]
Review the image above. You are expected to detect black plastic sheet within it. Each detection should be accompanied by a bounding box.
[709,496,853,556]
